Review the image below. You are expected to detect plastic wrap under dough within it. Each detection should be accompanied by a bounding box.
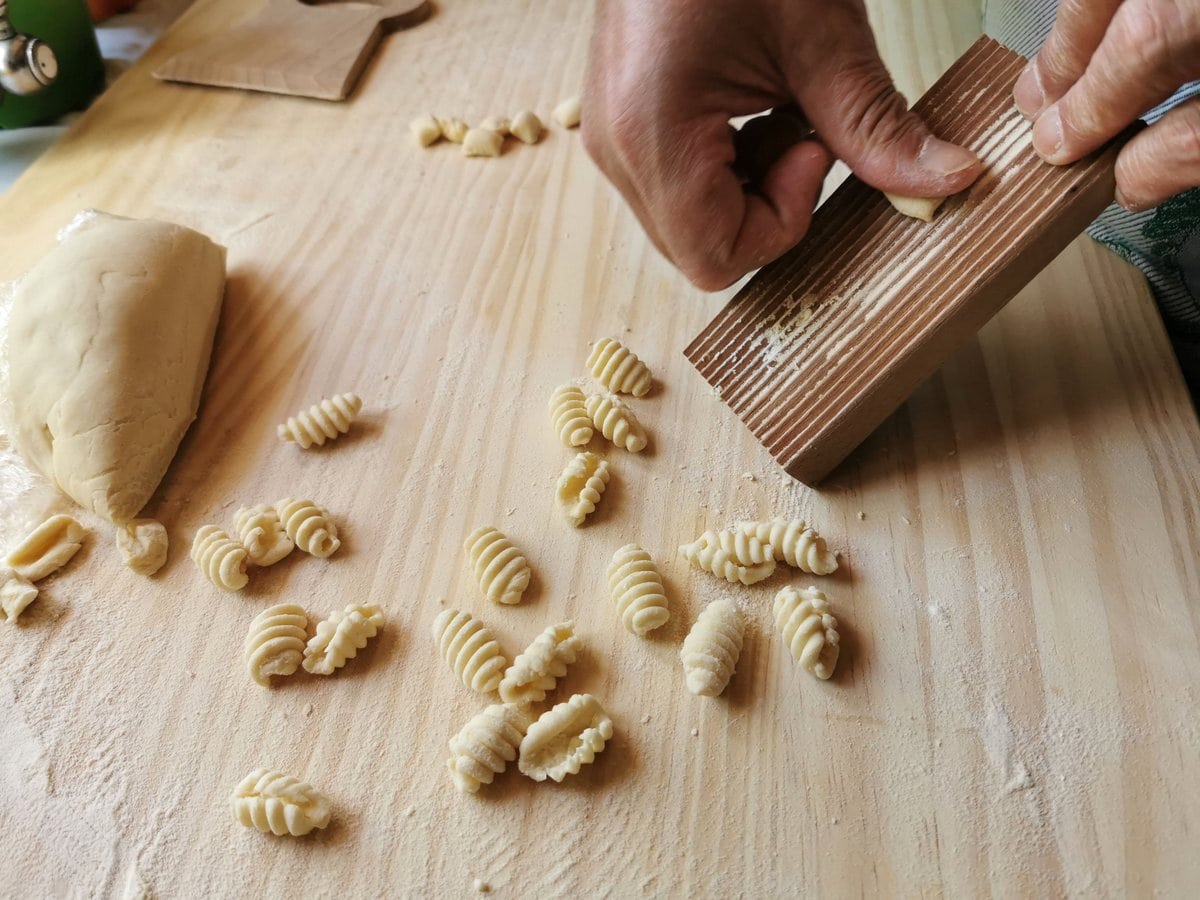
[6,211,226,523]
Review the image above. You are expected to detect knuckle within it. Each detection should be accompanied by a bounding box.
[834,57,924,151]
[1112,2,1193,81]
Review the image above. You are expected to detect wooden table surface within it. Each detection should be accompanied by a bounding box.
[2,0,1199,896]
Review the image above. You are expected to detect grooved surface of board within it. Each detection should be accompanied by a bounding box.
[1,1,1200,897]
[686,37,1121,483]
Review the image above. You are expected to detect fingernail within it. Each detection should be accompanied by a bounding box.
[1032,107,1065,162]
[918,137,980,177]
[1013,62,1044,117]
[1114,187,1148,213]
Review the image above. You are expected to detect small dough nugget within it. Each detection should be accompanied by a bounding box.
[554,96,581,128]
[463,127,504,158]
[8,211,225,523]
[885,193,945,222]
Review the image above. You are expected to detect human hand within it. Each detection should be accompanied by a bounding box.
[582,0,983,290]
[1013,0,1200,211]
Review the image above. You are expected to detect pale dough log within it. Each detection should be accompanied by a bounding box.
[7,212,226,523]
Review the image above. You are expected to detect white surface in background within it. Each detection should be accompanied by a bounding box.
[0,0,195,193]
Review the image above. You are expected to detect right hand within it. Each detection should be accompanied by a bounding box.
[582,0,982,290]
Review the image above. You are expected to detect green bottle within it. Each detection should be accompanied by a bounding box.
[1,0,104,129]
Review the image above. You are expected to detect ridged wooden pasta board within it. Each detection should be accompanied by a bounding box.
[686,37,1123,484]
[2,0,1200,896]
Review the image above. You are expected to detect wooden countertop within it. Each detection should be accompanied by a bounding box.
[1,0,1198,895]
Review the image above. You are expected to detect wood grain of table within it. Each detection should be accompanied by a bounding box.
[1,0,1198,896]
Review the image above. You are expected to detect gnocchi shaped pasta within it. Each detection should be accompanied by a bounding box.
[6,514,86,582]
[115,519,168,576]
[276,499,340,558]
[0,567,38,624]
[411,114,441,147]
[190,525,249,592]
[585,391,647,453]
[499,621,582,705]
[231,768,331,837]
[510,109,543,144]
[680,599,744,697]
[773,586,840,680]
[587,337,652,397]
[277,392,362,449]
[553,96,581,128]
[738,518,837,575]
[465,526,530,605]
[245,603,309,686]
[447,703,530,794]
[556,452,610,527]
[518,693,613,782]
[432,608,508,694]
[463,127,503,158]
[679,530,775,585]
[232,504,294,566]
[437,117,470,143]
[303,603,385,675]
[606,544,670,636]
[549,384,594,448]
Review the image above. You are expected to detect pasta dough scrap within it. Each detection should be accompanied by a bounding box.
[276,499,340,558]
[549,384,594,447]
[432,608,508,694]
[518,693,613,782]
[0,567,39,624]
[303,603,385,675]
[277,392,362,449]
[115,518,168,576]
[679,530,776,585]
[885,193,945,222]
[585,391,647,453]
[510,110,543,144]
[738,518,837,575]
[8,211,225,524]
[680,599,744,697]
[437,117,469,143]
[465,526,530,605]
[553,96,581,129]
[773,585,840,680]
[587,337,652,397]
[232,504,294,566]
[231,768,331,837]
[447,703,530,794]
[606,544,670,636]
[244,603,309,686]
[499,621,582,706]
[556,452,610,527]
[190,525,249,592]
[5,514,86,582]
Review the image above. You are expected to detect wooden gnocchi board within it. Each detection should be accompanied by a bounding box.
[1,0,1199,895]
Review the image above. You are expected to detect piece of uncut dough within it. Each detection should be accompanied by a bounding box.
[885,193,945,222]
[7,211,225,523]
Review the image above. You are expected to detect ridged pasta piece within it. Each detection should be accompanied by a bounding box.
[231,768,331,837]
[586,337,653,397]
[277,392,362,449]
[773,586,840,680]
[190,525,249,592]
[518,693,613,782]
[680,599,745,696]
[556,452,611,527]
[276,499,340,558]
[5,514,86,582]
[738,518,838,575]
[447,703,530,794]
[465,526,530,605]
[679,530,776,585]
[499,621,582,705]
[232,504,294,566]
[303,603,385,675]
[432,608,508,694]
[606,544,670,636]
[245,604,309,686]
[585,391,647,453]
[0,567,38,624]
[549,384,594,447]
[115,519,168,576]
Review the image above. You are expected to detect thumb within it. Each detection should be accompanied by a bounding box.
[787,11,981,197]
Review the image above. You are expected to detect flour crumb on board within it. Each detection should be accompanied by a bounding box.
[690,727,699,737]
[856,511,866,521]
[740,472,755,482]
[901,515,911,525]
[405,806,415,817]
[473,878,491,893]
[303,703,314,717]
[641,714,651,724]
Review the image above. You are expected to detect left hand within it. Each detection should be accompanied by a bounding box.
[1013,0,1200,212]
